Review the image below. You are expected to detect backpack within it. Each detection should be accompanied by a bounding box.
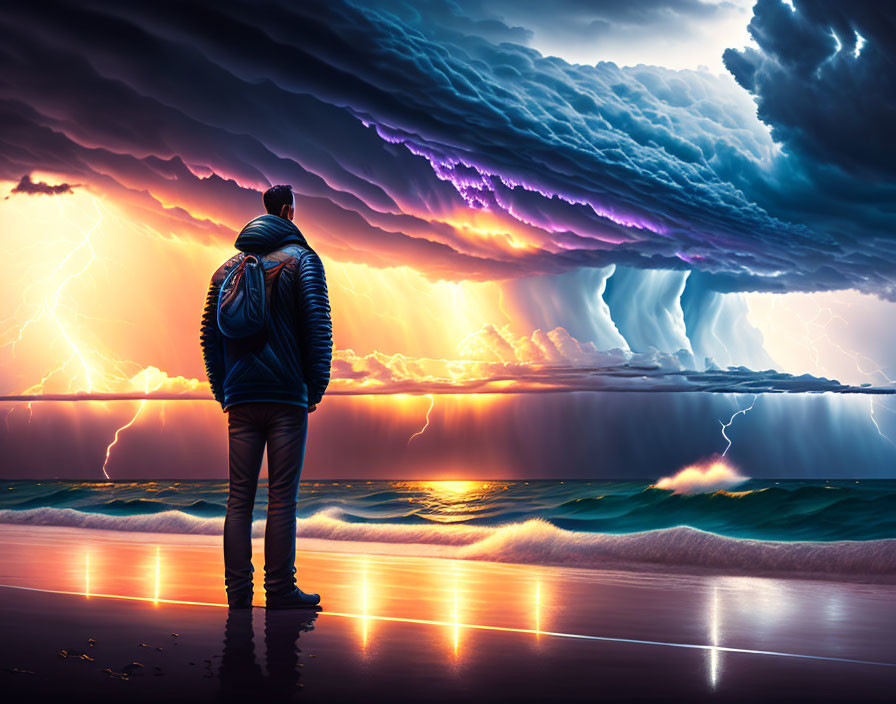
[217,253,267,338]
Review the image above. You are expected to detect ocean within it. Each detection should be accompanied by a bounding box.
[2,479,895,579]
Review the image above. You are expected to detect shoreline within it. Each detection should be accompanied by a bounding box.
[1,519,894,585]
[1,524,895,702]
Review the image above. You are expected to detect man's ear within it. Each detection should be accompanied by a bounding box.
[280,203,289,219]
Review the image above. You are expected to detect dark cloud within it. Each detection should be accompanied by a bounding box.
[9,173,77,196]
[724,0,894,181]
[722,0,896,297]
[0,0,893,295]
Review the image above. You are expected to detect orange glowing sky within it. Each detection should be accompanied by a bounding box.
[0,174,605,479]
[0,174,586,400]
[2,173,894,480]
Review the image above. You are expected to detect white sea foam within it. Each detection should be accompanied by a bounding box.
[653,457,749,494]
[1,507,893,579]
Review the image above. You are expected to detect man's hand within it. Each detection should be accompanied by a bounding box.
[308,403,318,413]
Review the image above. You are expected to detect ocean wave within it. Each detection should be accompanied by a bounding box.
[4,480,896,541]
[0,507,225,534]
[652,458,748,494]
[1,507,893,579]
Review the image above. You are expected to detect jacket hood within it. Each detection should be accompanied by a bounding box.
[234,214,311,254]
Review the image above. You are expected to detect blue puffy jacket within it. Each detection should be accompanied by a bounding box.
[200,214,332,411]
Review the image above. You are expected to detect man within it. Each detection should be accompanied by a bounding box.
[200,184,332,610]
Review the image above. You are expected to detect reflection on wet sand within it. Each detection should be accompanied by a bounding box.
[220,608,319,701]
[451,562,460,657]
[66,537,838,690]
[359,555,370,652]
[535,581,542,639]
[708,584,721,690]
[154,545,161,605]
[0,523,891,697]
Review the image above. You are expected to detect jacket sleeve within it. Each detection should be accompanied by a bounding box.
[199,272,227,408]
[295,250,333,406]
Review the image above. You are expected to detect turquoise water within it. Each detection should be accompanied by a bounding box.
[1,478,894,542]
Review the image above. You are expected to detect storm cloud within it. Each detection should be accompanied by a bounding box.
[0,0,894,295]
[725,0,895,181]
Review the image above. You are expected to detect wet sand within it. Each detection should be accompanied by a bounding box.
[0,524,895,702]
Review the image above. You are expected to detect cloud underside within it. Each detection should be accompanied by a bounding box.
[0,0,893,294]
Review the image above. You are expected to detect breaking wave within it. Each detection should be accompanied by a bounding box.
[1,506,894,580]
[652,456,748,494]
[4,479,896,541]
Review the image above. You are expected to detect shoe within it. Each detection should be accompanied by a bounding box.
[227,592,253,609]
[266,587,321,610]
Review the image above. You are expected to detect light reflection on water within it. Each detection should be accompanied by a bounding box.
[399,480,511,522]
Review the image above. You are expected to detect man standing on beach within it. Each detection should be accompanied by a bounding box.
[200,184,332,610]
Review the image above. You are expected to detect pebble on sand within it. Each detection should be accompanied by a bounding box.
[103,669,129,680]
[58,649,94,661]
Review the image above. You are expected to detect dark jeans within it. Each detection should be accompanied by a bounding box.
[224,401,309,598]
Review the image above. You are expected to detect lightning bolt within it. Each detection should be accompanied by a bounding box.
[101,402,145,480]
[407,394,435,445]
[2,198,99,362]
[804,306,895,445]
[753,297,895,446]
[1,192,178,478]
[1,198,104,424]
[101,368,172,478]
[719,394,757,457]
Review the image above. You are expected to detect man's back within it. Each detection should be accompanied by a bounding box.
[200,213,333,412]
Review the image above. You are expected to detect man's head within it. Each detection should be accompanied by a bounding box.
[263,184,294,220]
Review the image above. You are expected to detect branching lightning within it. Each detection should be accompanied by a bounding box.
[1,198,103,423]
[719,394,758,457]
[805,306,896,445]
[0,191,175,478]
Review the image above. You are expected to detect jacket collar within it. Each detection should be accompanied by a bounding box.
[234,214,310,254]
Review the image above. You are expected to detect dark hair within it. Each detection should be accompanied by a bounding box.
[263,184,294,215]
